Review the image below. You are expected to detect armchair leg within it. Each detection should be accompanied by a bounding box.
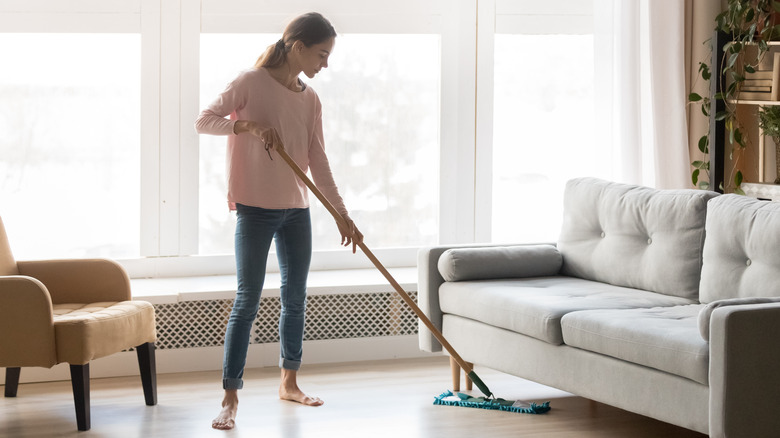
[136,342,157,406]
[69,364,90,431]
[4,367,20,397]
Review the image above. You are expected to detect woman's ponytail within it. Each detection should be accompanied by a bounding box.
[255,39,288,69]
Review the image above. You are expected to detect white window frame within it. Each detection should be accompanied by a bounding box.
[2,0,598,278]
[0,0,478,278]
[474,0,594,242]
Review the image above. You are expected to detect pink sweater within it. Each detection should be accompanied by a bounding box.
[195,68,349,217]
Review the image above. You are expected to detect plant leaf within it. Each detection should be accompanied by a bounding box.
[692,169,700,185]
[727,52,740,69]
[699,181,710,190]
[698,135,708,153]
[689,93,702,102]
[735,170,743,187]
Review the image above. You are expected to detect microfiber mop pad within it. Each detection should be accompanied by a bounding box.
[433,390,551,414]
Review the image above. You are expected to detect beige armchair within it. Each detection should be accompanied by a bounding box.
[0,216,157,431]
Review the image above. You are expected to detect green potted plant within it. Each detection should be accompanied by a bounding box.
[689,0,780,193]
[757,104,780,183]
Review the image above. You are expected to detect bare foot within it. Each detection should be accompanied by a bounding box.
[212,390,238,430]
[279,368,324,406]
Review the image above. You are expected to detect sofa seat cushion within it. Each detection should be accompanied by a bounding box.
[439,276,695,345]
[53,301,156,365]
[561,304,708,384]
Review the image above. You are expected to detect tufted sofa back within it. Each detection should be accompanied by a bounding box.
[557,178,718,299]
[699,194,780,303]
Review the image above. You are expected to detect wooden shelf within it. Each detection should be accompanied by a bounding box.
[728,99,780,105]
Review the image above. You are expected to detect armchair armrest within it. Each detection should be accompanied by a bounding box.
[17,258,130,304]
[708,303,780,438]
[417,243,556,353]
[0,276,57,367]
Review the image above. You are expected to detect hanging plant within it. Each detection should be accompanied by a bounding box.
[689,0,780,194]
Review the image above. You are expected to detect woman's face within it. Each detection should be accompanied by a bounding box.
[294,37,335,79]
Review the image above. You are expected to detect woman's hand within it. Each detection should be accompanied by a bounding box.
[337,216,363,254]
[234,120,283,151]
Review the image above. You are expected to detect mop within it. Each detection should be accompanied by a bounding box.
[273,143,550,414]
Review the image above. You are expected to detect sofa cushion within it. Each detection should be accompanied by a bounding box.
[439,276,695,345]
[437,245,562,282]
[561,304,709,384]
[557,178,718,300]
[699,194,780,304]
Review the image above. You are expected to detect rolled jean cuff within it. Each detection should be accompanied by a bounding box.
[223,378,244,390]
[280,357,301,371]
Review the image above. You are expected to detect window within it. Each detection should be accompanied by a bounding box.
[0,33,141,259]
[477,0,602,244]
[198,33,440,254]
[491,34,597,243]
[2,1,611,277]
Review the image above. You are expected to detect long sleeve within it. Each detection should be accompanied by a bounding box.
[194,76,246,136]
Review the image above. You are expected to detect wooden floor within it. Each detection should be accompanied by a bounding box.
[1,356,707,438]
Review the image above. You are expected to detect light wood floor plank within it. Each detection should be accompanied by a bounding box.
[1,356,706,437]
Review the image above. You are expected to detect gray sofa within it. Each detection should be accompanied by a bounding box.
[418,177,780,437]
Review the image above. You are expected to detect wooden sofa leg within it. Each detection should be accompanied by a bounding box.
[5,367,21,397]
[136,342,157,406]
[69,364,91,431]
[465,362,474,391]
[450,356,461,391]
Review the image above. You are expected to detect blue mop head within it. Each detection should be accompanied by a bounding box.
[433,390,551,414]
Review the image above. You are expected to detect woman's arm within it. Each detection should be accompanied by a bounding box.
[195,72,249,136]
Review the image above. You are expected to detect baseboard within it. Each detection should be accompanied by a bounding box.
[2,336,434,384]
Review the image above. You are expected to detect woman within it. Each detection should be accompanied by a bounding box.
[195,12,362,431]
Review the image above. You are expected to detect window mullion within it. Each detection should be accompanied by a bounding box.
[439,0,478,244]
[158,0,183,256]
[474,0,496,243]
[179,0,201,256]
[140,0,162,256]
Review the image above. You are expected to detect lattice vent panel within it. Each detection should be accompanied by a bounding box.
[153,291,418,350]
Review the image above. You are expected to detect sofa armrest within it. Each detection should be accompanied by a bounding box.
[698,297,780,341]
[0,276,58,367]
[417,243,556,353]
[17,258,131,304]
[708,303,780,438]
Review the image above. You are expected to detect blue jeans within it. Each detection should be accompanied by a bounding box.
[222,204,312,390]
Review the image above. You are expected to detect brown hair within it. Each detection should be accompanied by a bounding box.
[255,12,337,69]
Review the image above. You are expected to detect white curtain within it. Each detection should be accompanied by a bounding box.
[594,0,690,189]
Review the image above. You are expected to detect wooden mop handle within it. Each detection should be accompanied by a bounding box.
[273,145,474,376]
